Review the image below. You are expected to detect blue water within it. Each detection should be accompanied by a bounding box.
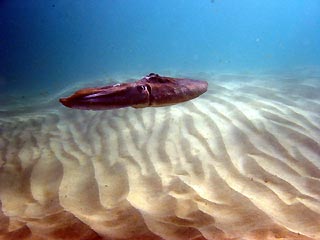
[1,0,320,94]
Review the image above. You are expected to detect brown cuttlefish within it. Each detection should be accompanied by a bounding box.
[59,73,208,110]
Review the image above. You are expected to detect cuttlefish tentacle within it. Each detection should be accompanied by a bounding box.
[59,73,208,110]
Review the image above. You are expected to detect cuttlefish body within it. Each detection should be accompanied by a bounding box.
[59,73,208,110]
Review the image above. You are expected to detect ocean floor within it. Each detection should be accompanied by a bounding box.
[0,70,320,240]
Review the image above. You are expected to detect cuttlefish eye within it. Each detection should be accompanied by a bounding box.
[136,85,148,93]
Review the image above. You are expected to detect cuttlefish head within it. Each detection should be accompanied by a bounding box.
[59,82,150,110]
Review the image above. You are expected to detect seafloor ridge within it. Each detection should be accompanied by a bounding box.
[0,71,319,240]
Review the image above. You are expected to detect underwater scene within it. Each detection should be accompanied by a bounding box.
[1,0,320,239]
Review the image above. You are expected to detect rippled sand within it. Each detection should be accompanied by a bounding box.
[0,72,320,240]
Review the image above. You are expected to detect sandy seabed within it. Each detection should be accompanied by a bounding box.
[0,71,320,240]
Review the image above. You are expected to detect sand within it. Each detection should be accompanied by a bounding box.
[0,72,319,240]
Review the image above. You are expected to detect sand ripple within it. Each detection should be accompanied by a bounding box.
[0,74,320,240]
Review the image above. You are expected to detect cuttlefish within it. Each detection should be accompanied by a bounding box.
[59,73,208,110]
